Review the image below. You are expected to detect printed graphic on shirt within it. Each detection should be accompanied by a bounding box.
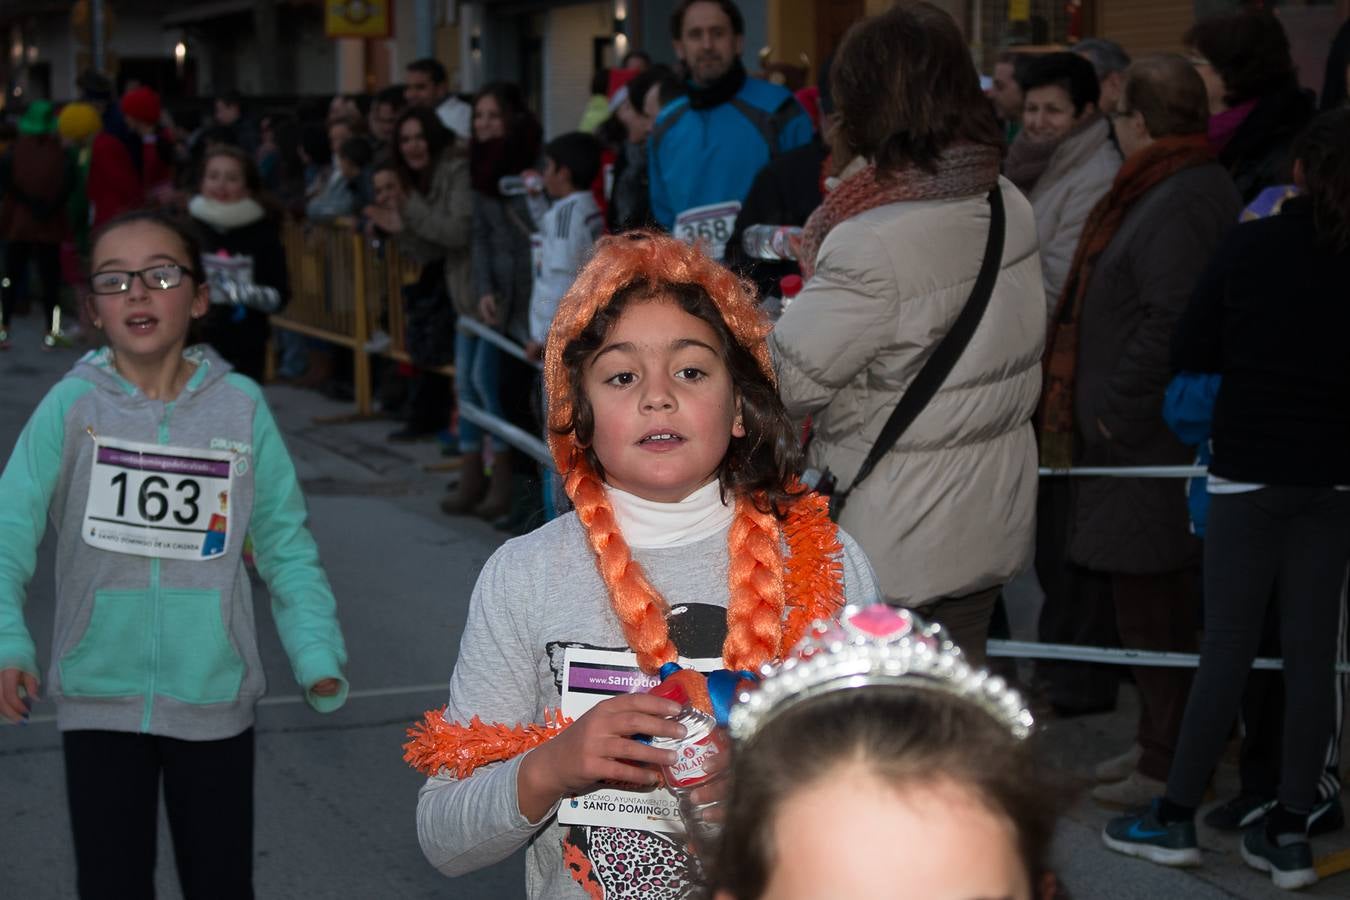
[203,250,257,306]
[554,603,729,898]
[562,826,701,900]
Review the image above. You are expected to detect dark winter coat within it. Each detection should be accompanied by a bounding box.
[1220,86,1315,204]
[471,191,534,344]
[1067,162,1241,574]
[0,135,72,244]
[1172,197,1350,487]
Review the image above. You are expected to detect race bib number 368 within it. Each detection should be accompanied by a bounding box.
[673,201,741,261]
[83,436,234,561]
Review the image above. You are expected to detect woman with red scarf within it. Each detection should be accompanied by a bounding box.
[771,3,1045,666]
[1039,55,1241,810]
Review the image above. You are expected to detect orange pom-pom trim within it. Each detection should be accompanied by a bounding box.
[780,487,846,652]
[403,707,572,778]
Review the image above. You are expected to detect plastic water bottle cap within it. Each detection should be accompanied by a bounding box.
[648,680,689,704]
[780,275,803,298]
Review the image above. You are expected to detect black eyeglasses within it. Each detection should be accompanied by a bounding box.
[89,264,191,295]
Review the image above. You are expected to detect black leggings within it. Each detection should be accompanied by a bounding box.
[2,240,62,328]
[63,728,255,900]
[1165,488,1350,813]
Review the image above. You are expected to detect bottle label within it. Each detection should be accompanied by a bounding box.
[665,733,721,788]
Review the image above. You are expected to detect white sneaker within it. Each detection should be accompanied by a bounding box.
[1094,744,1143,783]
[1092,771,1167,809]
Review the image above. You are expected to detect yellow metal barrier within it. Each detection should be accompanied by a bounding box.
[274,219,372,414]
[272,219,453,417]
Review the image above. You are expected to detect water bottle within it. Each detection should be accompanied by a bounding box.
[498,173,543,196]
[740,224,803,261]
[647,679,730,856]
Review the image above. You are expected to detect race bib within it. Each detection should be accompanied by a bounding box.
[557,647,719,833]
[83,435,235,561]
[673,201,741,260]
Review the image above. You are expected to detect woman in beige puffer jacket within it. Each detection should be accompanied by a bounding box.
[769,4,1046,664]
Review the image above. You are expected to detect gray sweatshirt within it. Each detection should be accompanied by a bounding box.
[0,347,348,739]
[416,510,879,898]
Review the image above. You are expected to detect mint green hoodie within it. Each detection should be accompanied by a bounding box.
[0,346,348,738]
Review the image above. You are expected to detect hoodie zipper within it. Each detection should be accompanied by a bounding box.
[140,400,176,732]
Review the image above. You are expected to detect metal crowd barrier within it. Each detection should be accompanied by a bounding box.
[272,219,453,417]
[988,640,1350,674]
[274,219,373,414]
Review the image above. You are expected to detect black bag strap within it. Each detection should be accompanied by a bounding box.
[833,186,1006,511]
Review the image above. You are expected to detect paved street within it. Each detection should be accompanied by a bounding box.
[3,311,1348,898]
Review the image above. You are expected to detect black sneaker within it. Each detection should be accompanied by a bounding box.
[1241,823,1318,890]
[1309,797,1344,837]
[1204,793,1276,832]
[1102,799,1202,867]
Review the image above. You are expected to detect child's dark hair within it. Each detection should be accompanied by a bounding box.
[557,278,803,516]
[714,687,1067,899]
[1292,108,1350,253]
[544,131,603,192]
[89,210,206,286]
[338,135,374,170]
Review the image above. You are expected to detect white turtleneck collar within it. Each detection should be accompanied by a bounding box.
[605,479,734,550]
[189,195,266,231]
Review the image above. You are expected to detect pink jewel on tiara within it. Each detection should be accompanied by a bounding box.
[846,604,913,640]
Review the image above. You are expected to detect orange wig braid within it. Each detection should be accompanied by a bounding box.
[565,462,680,672]
[722,498,787,668]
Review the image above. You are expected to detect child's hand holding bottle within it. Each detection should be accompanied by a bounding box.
[515,692,685,823]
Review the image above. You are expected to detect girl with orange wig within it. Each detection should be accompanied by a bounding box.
[405,232,879,897]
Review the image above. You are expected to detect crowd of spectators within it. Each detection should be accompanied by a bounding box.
[1,4,1349,888]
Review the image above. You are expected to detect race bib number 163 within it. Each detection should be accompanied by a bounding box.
[83,436,234,561]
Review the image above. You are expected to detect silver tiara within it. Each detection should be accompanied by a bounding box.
[729,603,1035,741]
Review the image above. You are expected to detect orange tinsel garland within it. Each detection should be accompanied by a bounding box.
[780,489,845,652]
[404,708,572,778]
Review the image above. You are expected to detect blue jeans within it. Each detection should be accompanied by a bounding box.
[454,329,503,454]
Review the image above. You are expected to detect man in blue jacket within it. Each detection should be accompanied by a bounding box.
[648,0,813,257]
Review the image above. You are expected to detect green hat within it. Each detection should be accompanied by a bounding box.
[18,100,55,136]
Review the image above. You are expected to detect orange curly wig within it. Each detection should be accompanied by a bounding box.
[542,232,841,674]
